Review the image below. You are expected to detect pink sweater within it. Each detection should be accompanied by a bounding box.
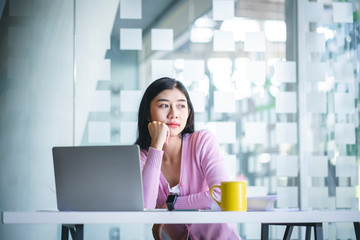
[141,130,241,240]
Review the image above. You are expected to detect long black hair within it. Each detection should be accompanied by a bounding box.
[135,77,195,150]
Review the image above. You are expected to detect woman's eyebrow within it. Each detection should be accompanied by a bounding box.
[156,99,169,102]
[156,98,187,102]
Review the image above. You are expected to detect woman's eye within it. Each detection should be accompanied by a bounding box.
[179,105,186,109]
[160,104,168,108]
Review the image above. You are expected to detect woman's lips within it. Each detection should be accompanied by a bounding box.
[166,123,180,128]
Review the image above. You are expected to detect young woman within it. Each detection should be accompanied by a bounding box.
[135,77,240,240]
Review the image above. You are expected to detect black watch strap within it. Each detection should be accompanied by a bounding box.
[166,194,178,211]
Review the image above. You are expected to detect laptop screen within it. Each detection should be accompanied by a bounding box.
[53,145,144,211]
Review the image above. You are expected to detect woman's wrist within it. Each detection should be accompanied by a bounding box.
[150,141,163,150]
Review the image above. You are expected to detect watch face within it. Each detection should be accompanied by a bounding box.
[167,194,177,203]
[166,194,177,211]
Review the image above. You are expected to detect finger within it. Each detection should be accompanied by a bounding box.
[148,121,154,127]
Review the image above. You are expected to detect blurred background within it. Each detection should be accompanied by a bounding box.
[0,0,359,239]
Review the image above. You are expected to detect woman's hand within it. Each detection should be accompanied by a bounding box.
[148,121,169,150]
[152,223,164,240]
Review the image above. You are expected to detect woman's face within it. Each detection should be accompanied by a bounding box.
[149,88,189,137]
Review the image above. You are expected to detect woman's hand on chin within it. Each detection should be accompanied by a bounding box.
[148,121,169,150]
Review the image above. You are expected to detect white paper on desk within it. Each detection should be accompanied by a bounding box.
[244,32,266,52]
[306,32,325,53]
[247,195,278,211]
[333,2,353,23]
[212,0,234,21]
[210,196,294,212]
[305,1,324,23]
[213,30,235,51]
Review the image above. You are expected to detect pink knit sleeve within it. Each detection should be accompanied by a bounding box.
[175,190,217,209]
[175,130,229,209]
[198,130,229,187]
[140,147,164,209]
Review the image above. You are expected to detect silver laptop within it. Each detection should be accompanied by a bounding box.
[52,145,144,211]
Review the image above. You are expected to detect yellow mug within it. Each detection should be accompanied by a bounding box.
[210,181,247,211]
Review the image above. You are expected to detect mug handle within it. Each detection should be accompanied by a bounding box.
[210,185,221,207]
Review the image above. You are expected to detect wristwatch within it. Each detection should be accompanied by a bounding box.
[166,194,178,211]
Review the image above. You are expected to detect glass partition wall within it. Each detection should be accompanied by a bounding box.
[75,0,360,239]
[298,0,360,238]
[0,0,359,239]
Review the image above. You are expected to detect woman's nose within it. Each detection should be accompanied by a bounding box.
[168,107,179,118]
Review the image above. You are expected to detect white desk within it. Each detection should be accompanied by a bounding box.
[2,210,360,240]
